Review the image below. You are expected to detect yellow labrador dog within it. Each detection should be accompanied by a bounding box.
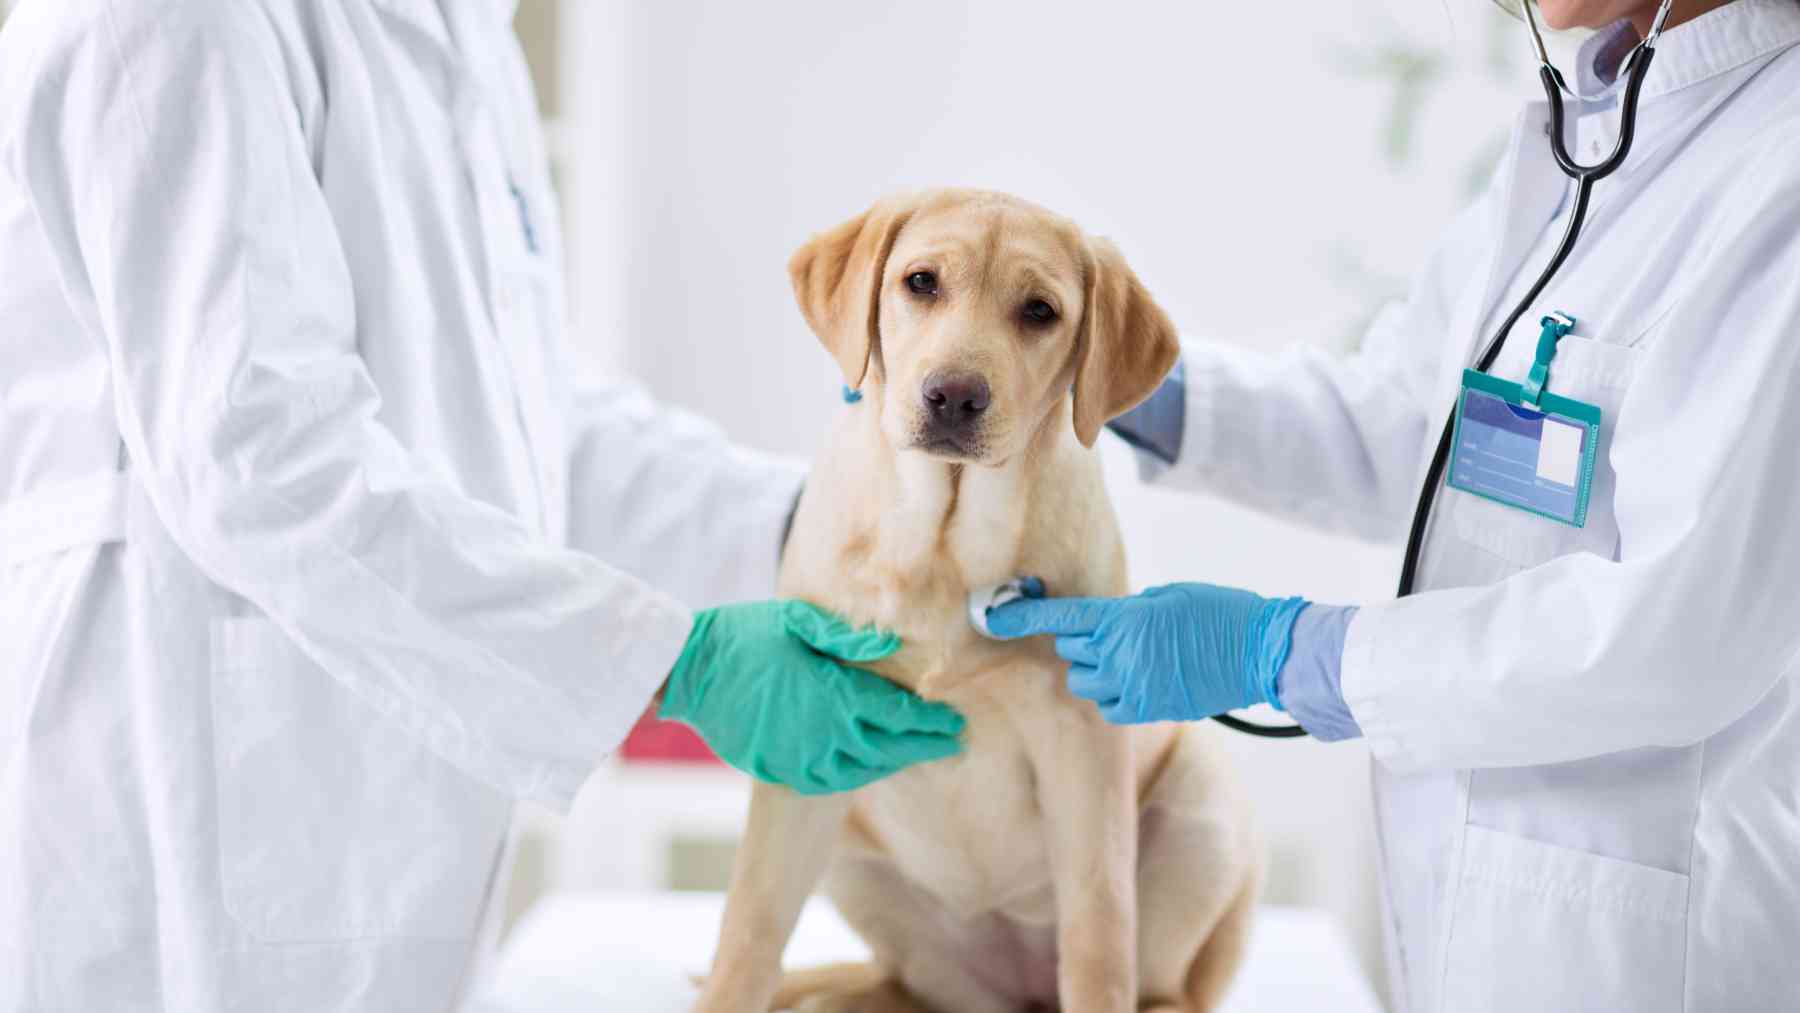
[694,190,1259,1013]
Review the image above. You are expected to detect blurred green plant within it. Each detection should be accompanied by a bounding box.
[1323,4,1517,348]
[1331,6,1517,187]
[1330,42,1447,166]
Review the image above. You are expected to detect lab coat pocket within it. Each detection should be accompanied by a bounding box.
[1442,825,1688,1013]
[1447,336,1643,569]
[209,617,509,943]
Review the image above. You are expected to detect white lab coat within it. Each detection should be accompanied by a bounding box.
[1144,4,1800,1011]
[0,1,801,1010]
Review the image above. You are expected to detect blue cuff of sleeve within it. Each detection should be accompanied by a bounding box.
[1275,604,1363,742]
[1107,359,1185,466]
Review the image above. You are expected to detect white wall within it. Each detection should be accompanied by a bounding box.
[547,0,1547,998]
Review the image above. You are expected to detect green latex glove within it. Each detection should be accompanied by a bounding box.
[660,600,965,794]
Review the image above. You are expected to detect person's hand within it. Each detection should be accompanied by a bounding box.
[660,600,964,794]
[984,583,1308,724]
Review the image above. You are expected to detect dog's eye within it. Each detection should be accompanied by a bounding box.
[906,271,938,296]
[1021,299,1058,325]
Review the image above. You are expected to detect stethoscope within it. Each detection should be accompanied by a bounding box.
[1224,0,1676,738]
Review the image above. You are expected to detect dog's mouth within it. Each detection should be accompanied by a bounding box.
[911,434,984,461]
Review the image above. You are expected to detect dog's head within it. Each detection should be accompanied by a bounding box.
[790,189,1178,464]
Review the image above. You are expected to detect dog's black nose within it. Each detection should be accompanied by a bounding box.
[922,371,991,428]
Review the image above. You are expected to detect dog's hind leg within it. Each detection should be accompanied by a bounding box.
[819,847,1020,1013]
[1134,731,1261,1012]
[1177,875,1257,1011]
[781,972,936,1013]
[771,962,885,1009]
[771,962,929,1012]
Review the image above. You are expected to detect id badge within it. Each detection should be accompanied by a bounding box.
[1448,369,1601,528]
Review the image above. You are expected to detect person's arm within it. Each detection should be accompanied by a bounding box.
[14,6,691,806]
[1343,132,1800,773]
[563,377,805,608]
[1273,605,1362,742]
[1112,186,1502,543]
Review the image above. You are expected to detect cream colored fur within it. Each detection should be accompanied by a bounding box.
[692,190,1259,1013]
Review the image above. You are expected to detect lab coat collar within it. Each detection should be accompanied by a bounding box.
[1467,0,1800,368]
[1577,0,1800,100]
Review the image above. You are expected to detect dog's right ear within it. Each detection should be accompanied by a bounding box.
[788,195,918,390]
[1070,237,1180,448]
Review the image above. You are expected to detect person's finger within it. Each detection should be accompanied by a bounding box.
[834,664,967,736]
[827,750,882,792]
[1064,663,1119,706]
[982,596,1116,639]
[1098,697,1144,725]
[854,726,963,769]
[781,600,902,662]
[1053,633,1102,667]
[790,752,871,796]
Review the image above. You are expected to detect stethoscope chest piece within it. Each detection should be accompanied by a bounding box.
[967,577,1045,640]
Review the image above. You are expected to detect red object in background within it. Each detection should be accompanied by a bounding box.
[619,706,721,764]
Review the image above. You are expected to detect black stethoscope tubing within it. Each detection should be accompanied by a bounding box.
[1217,35,1661,739]
[1395,52,1656,597]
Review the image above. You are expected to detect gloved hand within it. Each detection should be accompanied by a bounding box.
[661,600,964,794]
[984,582,1308,724]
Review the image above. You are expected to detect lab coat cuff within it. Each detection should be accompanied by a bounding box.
[1129,342,1221,487]
[683,449,807,604]
[539,590,695,811]
[1110,359,1186,479]
[751,458,809,587]
[1338,603,1427,772]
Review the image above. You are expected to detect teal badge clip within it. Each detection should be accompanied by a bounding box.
[1447,312,1601,528]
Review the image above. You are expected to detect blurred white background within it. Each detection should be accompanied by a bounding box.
[0,0,1559,1002]
[0,0,1606,1005]
[489,1,1572,1004]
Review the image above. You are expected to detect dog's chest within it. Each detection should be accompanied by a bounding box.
[872,456,1032,598]
[782,437,1112,917]
[853,685,1062,923]
[817,460,1050,696]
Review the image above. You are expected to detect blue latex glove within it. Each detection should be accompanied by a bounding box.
[984,583,1309,724]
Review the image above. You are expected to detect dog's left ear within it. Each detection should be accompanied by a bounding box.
[788,194,920,390]
[1071,237,1180,448]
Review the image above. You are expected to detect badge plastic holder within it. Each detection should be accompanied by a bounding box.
[1447,313,1602,528]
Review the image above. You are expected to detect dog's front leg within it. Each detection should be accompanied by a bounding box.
[693,782,852,1013]
[1019,703,1139,1011]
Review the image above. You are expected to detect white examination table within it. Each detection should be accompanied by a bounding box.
[470,891,1383,1012]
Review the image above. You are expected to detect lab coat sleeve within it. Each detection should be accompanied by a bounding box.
[562,377,806,609]
[1341,132,1800,773]
[1135,191,1498,542]
[15,5,691,806]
